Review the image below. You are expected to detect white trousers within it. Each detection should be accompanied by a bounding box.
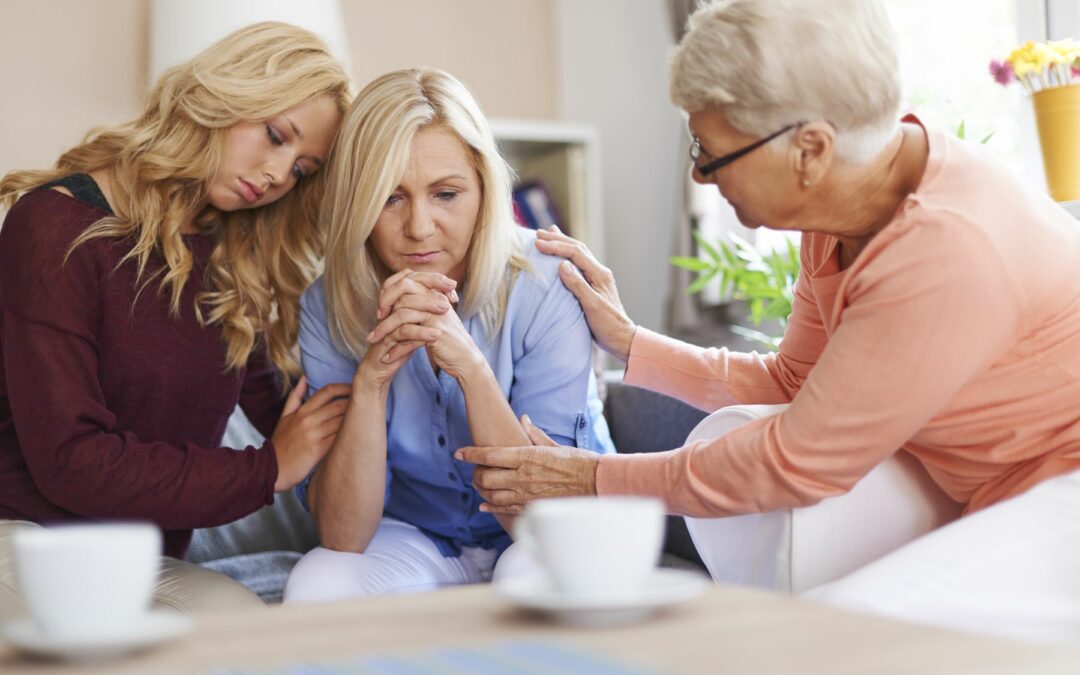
[284,518,503,603]
[803,468,1080,643]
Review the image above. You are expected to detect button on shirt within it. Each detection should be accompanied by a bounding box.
[296,232,615,556]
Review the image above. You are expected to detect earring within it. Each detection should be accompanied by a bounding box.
[802,179,811,188]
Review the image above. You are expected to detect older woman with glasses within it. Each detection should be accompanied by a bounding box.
[459,0,1080,639]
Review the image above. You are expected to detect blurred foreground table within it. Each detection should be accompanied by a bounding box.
[2,582,1079,674]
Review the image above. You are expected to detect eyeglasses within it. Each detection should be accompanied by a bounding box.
[689,122,802,177]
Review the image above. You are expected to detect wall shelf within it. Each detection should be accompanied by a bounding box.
[490,118,605,259]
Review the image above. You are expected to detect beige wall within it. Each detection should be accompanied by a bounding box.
[0,0,149,177]
[341,0,556,118]
[0,0,556,177]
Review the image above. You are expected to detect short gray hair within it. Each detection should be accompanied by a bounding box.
[669,0,901,164]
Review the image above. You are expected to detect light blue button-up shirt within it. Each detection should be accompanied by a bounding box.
[296,231,615,556]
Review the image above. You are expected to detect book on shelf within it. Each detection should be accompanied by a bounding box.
[512,181,564,232]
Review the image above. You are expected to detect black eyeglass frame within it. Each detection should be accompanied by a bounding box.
[689,122,803,177]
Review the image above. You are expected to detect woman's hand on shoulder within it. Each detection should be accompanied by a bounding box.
[534,226,637,361]
[271,375,352,492]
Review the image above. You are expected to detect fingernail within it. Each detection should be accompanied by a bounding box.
[376,309,383,319]
[366,332,375,342]
[427,330,441,340]
[450,290,459,303]
[560,261,572,272]
[382,353,392,362]
[454,451,463,460]
[479,504,489,513]
[522,414,532,426]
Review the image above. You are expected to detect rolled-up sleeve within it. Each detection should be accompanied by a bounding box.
[510,264,612,453]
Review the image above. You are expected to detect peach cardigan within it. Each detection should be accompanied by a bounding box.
[597,124,1080,516]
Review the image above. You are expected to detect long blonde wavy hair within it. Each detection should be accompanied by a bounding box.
[321,68,528,360]
[0,22,353,378]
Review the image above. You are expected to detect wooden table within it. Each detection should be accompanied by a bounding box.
[2,583,1078,674]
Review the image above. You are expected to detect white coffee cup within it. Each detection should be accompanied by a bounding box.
[515,496,665,599]
[13,522,161,640]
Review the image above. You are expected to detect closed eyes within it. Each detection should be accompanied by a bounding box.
[265,123,307,181]
[384,190,462,208]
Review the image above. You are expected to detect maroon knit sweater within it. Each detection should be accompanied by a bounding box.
[0,189,284,558]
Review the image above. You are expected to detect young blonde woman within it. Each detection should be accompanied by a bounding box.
[283,69,614,601]
[0,22,353,616]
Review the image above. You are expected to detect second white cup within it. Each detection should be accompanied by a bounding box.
[515,496,665,599]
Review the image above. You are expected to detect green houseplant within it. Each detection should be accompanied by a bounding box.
[671,232,799,350]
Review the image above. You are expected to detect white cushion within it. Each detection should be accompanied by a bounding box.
[683,404,963,594]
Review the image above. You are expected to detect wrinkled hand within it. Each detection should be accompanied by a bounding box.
[367,273,484,382]
[271,375,351,492]
[534,226,637,361]
[455,415,600,514]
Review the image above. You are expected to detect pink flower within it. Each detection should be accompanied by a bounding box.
[989,59,1015,86]
[1072,64,1080,79]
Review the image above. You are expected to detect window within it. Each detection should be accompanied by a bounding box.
[888,0,1074,193]
[887,0,1030,172]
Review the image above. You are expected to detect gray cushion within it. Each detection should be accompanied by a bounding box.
[187,489,318,564]
[604,382,708,569]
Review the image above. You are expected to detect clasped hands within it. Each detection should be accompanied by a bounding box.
[356,269,483,391]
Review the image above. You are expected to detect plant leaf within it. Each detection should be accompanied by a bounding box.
[691,231,722,262]
[670,255,713,272]
[686,268,719,294]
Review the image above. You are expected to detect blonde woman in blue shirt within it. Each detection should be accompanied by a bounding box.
[284,69,614,601]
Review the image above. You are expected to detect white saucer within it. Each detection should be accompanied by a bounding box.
[495,568,708,627]
[1,610,192,663]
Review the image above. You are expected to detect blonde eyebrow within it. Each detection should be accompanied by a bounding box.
[429,174,469,186]
[285,116,303,140]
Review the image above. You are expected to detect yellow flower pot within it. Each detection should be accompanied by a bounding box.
[1032,84,1080,202]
